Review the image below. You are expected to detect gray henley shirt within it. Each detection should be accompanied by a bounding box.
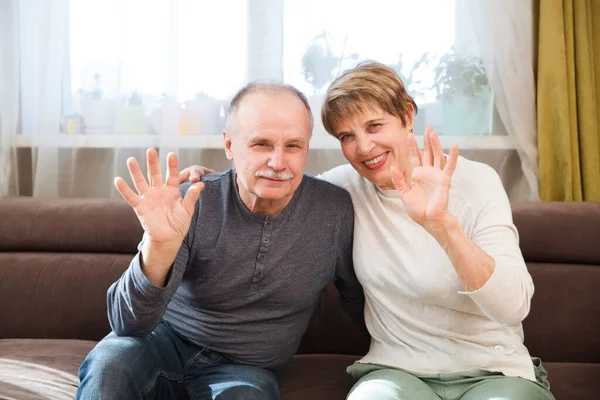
[107,169,365,369]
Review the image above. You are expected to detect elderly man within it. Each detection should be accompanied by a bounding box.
[76,82,365,400]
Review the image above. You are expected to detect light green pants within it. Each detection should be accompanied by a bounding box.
[346,358,556,400]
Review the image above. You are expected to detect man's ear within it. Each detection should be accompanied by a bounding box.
[223,131,234,160]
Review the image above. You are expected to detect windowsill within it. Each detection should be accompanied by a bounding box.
[12,132,515,150]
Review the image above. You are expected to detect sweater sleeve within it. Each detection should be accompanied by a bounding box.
[106,237,191,336]
[107,183,199,336]
[458,167,534,326]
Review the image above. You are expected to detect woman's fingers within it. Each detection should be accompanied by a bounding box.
[422,126,433,166]
[390,165,408,193]
[407,133,422,168]
[430,132,446,170]
[444,145,459,177]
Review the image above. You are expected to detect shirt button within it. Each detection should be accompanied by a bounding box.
[258,254,265,261]
[256,271,263,277]
[263,237,269,244]
[265,221,272,229]
[494,345,503,351]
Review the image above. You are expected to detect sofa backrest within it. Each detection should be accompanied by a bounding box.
[0,197,141,340]
[1,197,598,364]
[513,202,600,364]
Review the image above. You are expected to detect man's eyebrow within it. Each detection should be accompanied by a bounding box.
[247,135,270,144]
[286,137,307,144]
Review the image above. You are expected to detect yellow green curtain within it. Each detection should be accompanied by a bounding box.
[537,0,600,201]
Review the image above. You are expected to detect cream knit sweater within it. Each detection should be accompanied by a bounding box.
[321,157,536,381]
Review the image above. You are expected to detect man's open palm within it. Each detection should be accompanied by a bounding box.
[114,148,204,246]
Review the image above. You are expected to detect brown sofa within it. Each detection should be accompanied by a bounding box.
[0,197,599,400]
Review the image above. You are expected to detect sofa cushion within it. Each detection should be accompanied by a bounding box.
[0,342,358,400]
[297,283,369,356]
[2,340,599,399]
[280,354,358,400]
[0,339,96,400]
[280,356,600,400]
[524,263,600,364]
[542,362,600,400]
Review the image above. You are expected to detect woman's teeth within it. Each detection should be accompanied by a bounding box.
[364,152,387,166]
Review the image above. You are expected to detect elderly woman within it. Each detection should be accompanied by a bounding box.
[181,62,555,400]
[316,61,554,400]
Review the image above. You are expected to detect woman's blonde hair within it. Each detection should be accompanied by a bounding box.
[321,61,418,136]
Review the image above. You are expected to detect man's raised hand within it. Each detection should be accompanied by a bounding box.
[114,148,205,247]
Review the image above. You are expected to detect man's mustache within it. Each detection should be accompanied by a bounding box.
[255,170,294,180]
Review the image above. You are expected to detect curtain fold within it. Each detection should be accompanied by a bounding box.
[0,0,20,195]
[537,0,600,201]
[465,0,540,201]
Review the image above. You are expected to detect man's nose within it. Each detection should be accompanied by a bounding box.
[267,148,285,170]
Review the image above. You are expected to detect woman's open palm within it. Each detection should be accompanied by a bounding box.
[114,148,204,246]
[391,130,458,229]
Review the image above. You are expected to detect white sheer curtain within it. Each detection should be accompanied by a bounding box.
[1,0,539,201]
[465,0,539,201]
[0,0,19,195]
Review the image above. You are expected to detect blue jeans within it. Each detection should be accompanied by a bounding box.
[77,322,281,400]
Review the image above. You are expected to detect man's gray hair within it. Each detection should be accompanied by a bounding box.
[225,81,314,136]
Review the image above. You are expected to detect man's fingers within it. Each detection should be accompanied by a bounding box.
[127,157,150,195]
[182,182,205,213]
[390,165,408,193]
[444,144,459,177]
[166,152,180,187]
[114,177,140,208]
[407,133,422,168]
[146,148,163,187]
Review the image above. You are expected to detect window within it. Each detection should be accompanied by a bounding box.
[65,0,247,137]
[284,0,499,138]
[57,0,504,149]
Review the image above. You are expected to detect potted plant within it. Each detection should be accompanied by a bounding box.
[431,48,492,136]
[301,31,358,135]
[150,93,179,136]
[180,91,221,135]
[116,91,146,135]
[389,52,434,135]
[80,73,117,134]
